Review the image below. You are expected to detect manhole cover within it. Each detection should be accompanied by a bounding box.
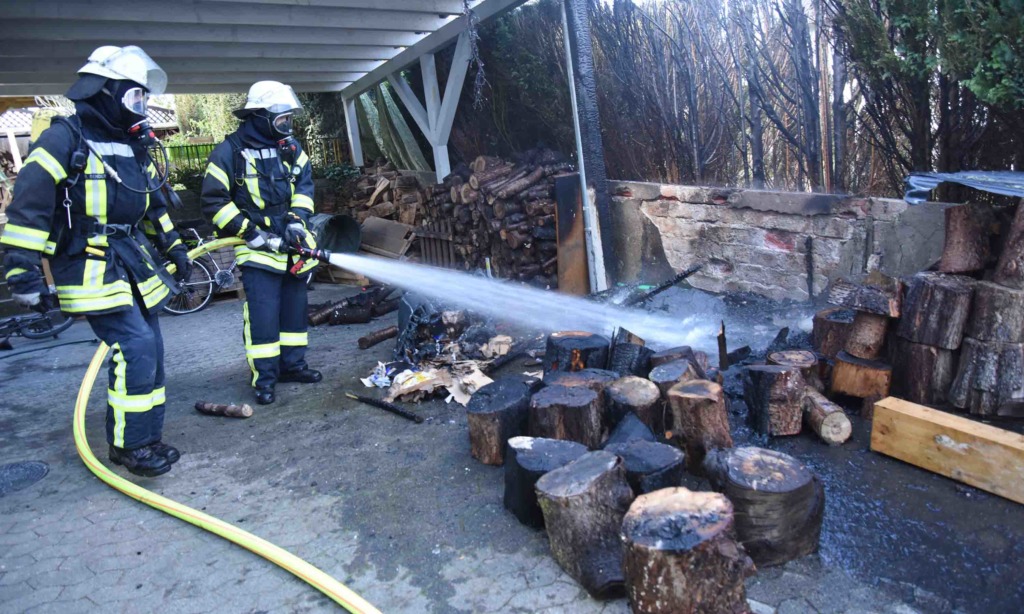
[0,461,49,496]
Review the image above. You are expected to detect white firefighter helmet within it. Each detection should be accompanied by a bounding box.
[76,45,167,95]
[234,81,303,118]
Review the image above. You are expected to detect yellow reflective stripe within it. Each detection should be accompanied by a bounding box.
[24,147,67,183]
[244,156,265,209]
[1,223,50,250]
[5,267,28,278]
[235,245,288,270]
[112,343,127,394]
[167,238,183,250]
[148,163,158,179]
[141,220,157,234]
[85,153,106,222]
[44,240,57,256]
[84,257,105,289]
[280,332,308,347]
[246,342,281,360]
[58,294,133,314]
[158,213,174,233]
[213,202,242,228]
[291,194,314,211]
[152,387,166,406]
[205,162,230,190]
[296,151,309,167]
[57,279,131,297]
[109,389,159,411]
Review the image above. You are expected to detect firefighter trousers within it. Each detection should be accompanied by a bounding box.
[87,303,166,450]
[240,265,310,390]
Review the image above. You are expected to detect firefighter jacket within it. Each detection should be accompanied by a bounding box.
[200,128,317,275]
[1,109,183,316]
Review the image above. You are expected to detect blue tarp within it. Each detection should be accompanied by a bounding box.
[905,171,1024,204]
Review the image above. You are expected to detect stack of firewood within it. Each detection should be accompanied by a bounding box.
[464,329,825,609]
[342,159,427,226]
[423,149,572,286]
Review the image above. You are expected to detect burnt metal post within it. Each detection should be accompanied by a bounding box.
[562,0,614,292]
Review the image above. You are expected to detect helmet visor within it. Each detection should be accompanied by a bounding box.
[272,112,295,135]
[121,86,149,116]
[251,84,303,115]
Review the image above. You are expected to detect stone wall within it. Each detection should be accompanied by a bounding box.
[608,181,948,302]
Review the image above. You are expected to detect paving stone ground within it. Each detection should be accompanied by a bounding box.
[1,284,1020,613]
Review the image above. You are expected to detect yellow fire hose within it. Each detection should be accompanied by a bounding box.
[73,237,381,614]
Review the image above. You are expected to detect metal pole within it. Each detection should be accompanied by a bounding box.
[561,0,608,293]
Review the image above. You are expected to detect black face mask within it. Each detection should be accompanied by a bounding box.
[89,79,148,131]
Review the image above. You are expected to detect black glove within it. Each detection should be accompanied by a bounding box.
[167,244,191,282]
[282,220,307,247]
[9,268,47,311]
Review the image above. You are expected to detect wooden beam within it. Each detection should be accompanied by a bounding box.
[0,41,401,61]
[0,72,364,86]
[6,57,385,74]
[343,97,364,167]
[433,31,471,146]
[870,397,1024,505]
[0,82,351,96]
[420,54,442,131]
[208,0,467,12]
[386,73,432,141]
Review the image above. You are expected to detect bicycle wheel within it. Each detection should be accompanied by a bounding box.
[163,259,215,315]
[21,309,76,340]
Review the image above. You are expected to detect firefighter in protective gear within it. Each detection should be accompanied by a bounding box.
[200,81,321,406]
[0,46,189,477]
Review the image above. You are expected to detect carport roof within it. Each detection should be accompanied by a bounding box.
[0,0,526,98]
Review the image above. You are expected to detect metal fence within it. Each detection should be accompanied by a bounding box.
[165,137,348,174]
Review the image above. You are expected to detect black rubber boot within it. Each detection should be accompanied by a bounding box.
[149,441,180,464]
[255,386,275,405]
[109,445,171,477]
[278,368,322,384]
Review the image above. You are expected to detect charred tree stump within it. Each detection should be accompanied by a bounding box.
[604,376,662,431]
[802,389,852,445]
[622,488,753,614]
[357,325,399,350]
[329,305,373,325]
[812,307,854,359]
[844,311,889,360]
[605,440,685,494]
[536,451,635,598]
[744,365,805,436]
[607,328,653,377]
[544,368,619,394]
[830,351,892,399]
[768,350,822,391]
[704,447,824,567]
[949,337,1024,416]
[891,339,957,406]
[503,436,588,528]
[992,201,1024,289]
[466,378,533,465]
[897,272,975,349]
[544,331,610,374]
[965,280,1024,343]
[649,359,701,396]
[649,346,706,378]
[939,203,992,273]
[529,385,604,449]
[603,413,657,448]
[666,380,734,471]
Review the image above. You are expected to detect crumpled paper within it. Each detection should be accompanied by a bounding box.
[360,361,395,388]
[385,368,452,402]
[480,335,513,359]
[445,362,494,406]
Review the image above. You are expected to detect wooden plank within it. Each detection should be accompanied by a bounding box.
[360,217,414,259]
[554,173,588,296]
[871,397,1024,505]
[828,277,902,317]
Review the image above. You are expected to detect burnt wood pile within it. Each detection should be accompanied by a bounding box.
[337,158,427,226]
[462,327,827,609]
[424,150,572,286]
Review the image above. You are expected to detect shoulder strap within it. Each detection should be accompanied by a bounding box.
[50,115,89,188]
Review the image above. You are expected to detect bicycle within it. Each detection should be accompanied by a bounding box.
[0,304,76,342]
[162,227,231,316]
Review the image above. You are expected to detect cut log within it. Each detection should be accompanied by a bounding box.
[666,380,734,471]
[768,349,822,390]
[329,305,373,325]
[964,280,1024,343]
[802,389,852,445]
[828,276,901,317]
[497,167,546,200]
[949,337,1024,416]
[703,447,824,567]
[469,163,514,190]
[603,412,657,448]
[536,451,635,598]
[812,307,855,359]
[621,488,753,614]
[194,401,253,419]
[844,311,889,360]
[544,331,610,374]
[649,346,707,378]
[897,272,975,349]
[492,200,523,220]
[939,203,992,273]
[368,200,397,218]
[605,440,685,494]
[992,201,1024,289]
[394,174,419,189]
[459,184,480,204]
[466,378,532,465]
[830,351,892,399]
[543,368,619,394]
[471,155,503,173]
[871,397,1024,505]
[891,339,957,406]
[608,328,653,377]
[503,436,588,528]
[357,325,399,350]
[744,365,805,436]
[648,359,701,396]
[529,385,604,449]
[604,376,662,431]
[367,177,390,206]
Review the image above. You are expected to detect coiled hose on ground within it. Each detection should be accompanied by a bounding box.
[73,237,381,614]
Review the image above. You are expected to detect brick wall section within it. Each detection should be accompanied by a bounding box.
[608,180,948,302]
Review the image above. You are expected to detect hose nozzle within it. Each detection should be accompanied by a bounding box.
[292,244,332,263]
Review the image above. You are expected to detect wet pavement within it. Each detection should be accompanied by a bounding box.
[0,283,1021,613]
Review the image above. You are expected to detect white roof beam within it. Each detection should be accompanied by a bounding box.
[0,72,363,86]
[2,20,426,47]
[4,2,456,33]
[386,73,433,142]
[206,0,466,13]
[7,57,385,74]
[0,41,401,61]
